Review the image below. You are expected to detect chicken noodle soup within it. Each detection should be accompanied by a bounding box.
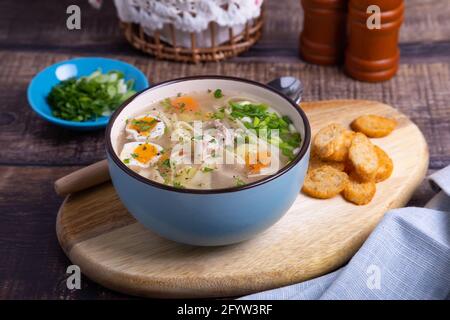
[117,89,302,189]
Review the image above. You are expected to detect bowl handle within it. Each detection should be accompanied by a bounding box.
[54,159,109,196]
[267,77,303,104]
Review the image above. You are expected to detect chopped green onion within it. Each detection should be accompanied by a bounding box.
[47,69,136,122]
[228,101,301,159]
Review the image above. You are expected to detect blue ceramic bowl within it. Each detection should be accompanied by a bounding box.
[106,76,311,246]
[27,57,149,130]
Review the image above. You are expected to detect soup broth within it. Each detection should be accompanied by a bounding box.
[117,89,302,189]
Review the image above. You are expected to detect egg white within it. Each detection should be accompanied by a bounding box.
[120,141,163,168]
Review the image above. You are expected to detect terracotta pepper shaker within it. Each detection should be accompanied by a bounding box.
[345,0,404,82]
[300,0,348,65]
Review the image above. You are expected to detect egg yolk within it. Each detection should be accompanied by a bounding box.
[132,143,158,164]
[246,151,271,174]
[171,96,199,112]
[129,117,159,136]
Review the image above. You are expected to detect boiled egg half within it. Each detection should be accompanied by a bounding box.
[126,114,165,141]
[120,142,163,168]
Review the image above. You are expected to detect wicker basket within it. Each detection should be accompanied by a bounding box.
[120,10,264,63]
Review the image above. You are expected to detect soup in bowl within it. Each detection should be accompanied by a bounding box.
[106,76,311,246]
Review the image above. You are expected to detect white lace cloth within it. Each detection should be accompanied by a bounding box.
[113,0,264,47]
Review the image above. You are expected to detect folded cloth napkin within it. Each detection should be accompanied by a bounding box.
[241,166,450,300]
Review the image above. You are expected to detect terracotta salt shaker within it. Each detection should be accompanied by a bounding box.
[345,0,404,82]
[300,0,348,65]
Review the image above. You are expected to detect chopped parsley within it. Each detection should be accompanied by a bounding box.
[173,181,185,189]
[212,107,225,120]
[161,159,171,168]
[177,102,186,112]
[233,176,246,187]
[160,98,172,110]
[130,118,158,132]
[213,89,223,99]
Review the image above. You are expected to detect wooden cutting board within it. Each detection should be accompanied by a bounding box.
[56,100,429,298]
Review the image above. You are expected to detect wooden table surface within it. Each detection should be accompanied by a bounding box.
[1,0,449,299]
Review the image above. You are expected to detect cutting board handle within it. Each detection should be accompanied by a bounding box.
[54,159,110,197]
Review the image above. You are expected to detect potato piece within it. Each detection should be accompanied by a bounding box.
[302,166,349,199]
[308,152,346,172]
[349,133,378,181]
[324,130,355,162]
[374,145,394,182]
[342,173,376,205]
[351,115,397,138]
[312,123,347,159]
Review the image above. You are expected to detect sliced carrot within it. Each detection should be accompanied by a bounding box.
[171,96,199,112]
[246,151,271,174]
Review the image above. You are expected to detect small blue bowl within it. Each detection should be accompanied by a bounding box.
[27,57,149,130]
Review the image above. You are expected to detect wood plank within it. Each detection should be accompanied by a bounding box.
[0,50,449,168]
